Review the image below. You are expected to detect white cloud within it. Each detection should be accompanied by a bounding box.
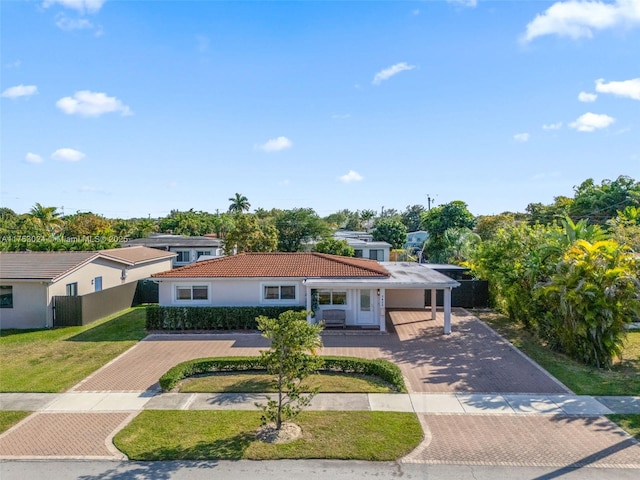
[521,0,640,43]
[51,148,85,162]
[24,153,43,164]
[595,77,640,100]
[578,91,598,102]
[542,122,563,130]
[55,13,95,31]
[514,133,530,142]
[43,0,106,14]
[258,136,293,152]
[569,112,615,132]
[56,90,132,117]
[372,62,416,85]
[338,170,364,183]
[1,84,38,99]
[447,0,478,7]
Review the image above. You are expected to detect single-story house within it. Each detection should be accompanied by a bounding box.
[0,246,175,329]
[151,252,460,333]
[123,234,224,266]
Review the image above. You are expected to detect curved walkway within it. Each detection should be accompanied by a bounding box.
[1,309,639,468]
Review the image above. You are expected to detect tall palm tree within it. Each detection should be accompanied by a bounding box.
[228,193,251,214]
[28,203,63,234]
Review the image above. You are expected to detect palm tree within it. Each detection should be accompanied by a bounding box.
[228,193,251,214]
[28,203,63,234]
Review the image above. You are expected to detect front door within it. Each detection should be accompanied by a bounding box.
[357,289,375,325]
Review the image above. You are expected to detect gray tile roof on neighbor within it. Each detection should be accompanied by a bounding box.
[123,235,222,248]
[0,247,175,281]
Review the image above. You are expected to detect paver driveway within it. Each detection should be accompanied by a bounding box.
[73,308,569,394]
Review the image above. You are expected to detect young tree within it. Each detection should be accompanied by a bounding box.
[255,310,323,430]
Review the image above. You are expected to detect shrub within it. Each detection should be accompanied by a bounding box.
[159,356,407,392]
[146,305,305,331]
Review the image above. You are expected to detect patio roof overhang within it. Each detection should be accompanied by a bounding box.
[303,262,460,289]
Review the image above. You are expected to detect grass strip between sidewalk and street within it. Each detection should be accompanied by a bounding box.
[0,411,30,434]
[0,307,147,393]
[114,410,423,461]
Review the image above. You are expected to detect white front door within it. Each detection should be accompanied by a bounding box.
[357,289,375,325]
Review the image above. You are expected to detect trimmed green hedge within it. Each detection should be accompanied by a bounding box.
[146,305,306,331]
[159,356,407,393]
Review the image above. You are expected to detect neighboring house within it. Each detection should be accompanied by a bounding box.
[123,234,224,266]
[0,246,175,329]
[334,230,374,242]
[152,252,459,333]
[405,230,429,251]
[345,238,391,262]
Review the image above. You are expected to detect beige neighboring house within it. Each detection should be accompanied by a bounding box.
[0,246,175,329]
[152,252,460,333]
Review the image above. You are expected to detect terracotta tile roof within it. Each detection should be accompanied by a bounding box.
[152,252,390,278]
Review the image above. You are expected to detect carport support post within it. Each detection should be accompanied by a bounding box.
[443,287,452,334]
[430,288,437,321]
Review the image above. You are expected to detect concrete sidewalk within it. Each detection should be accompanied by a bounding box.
[2,391,638,415]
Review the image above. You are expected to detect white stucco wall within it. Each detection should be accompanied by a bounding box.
[385,289,425,309]
[157,278,307,307]
[0,281,48,329]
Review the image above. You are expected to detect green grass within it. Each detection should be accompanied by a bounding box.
[0,307,147,392]
[0,411,30,433]
[607,415,640,439]
[179,372,395,393]
[114,410,423,461]
[473,310,640,396]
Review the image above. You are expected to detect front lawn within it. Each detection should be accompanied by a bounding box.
[179,372,395,393]
[607,414,640,440]
[0,307,146,392]
[114,410,422,461]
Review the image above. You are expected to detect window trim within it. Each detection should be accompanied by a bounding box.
[318,289,348,306]
[174,283,210,303]
[66,282,78,297]
[260,283,298,304]
[0,285,13,309]
[175,250,191,263]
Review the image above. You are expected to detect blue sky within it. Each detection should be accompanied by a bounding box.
[1,0,639,219]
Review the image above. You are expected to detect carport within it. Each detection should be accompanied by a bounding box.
[304,262,460,334]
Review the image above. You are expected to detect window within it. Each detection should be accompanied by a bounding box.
[369,249,383,261]
[196,250,211,259]
[318,290,347,305]
[354,249,363,258]
[176,285,209,301]
[66,282,78,296]
[175,250,190,263]
[263,285,297,301]
[0,285,13,308]
[94,277,102,292]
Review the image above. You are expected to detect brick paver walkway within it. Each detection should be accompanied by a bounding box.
[404,414,640,468]
[0,412,132,459]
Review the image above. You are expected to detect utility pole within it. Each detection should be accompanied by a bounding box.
[426,195,433,211]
